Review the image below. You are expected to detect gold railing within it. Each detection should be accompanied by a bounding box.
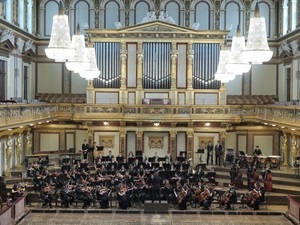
[1,103,300,129]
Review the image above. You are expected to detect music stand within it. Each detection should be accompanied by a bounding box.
[148,157,155,163]
[128,157,135,164]
[69,148,76,154]
[239,151,245,156]
[116,156,124,163]
[97,146,104,151]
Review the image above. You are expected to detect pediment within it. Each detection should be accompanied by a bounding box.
[279,50,293,59]
[118,21,196,33]
[22,48,35,58]
[0,39,14,56]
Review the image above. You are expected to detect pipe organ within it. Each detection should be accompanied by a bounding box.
[143,43,171,89]
[193,43,221,89]
[87,21,228,104]
[94,42,121,88]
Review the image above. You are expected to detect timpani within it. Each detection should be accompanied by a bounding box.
[268,155,281,169]
[257,156,268,169]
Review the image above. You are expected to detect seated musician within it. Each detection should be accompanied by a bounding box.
[60,183,75,208]
[117,181,132,209]
[40,184,53,208]
[95,185,110,209]
[128,151,134,158]
[193,179,205,207]
[221,183,237,210]
[165,151,172,163]
[11,182,23,201]
[161,179,172,203]
[154,152,159,163]
[75,184,92,209]
[197,166,205,182]
[247,182,263,210]
[201,185,214,210]
[177,184,188,210]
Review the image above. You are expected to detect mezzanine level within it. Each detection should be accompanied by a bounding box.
[0,103,300,133]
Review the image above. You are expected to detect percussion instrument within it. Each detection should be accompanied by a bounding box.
[268,156,281,169]
[257,156,268,169]
[245,156,254,167]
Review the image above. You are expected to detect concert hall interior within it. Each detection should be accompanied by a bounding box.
[0,0,300,224]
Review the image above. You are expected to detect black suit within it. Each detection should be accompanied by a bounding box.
[215,144,222,165]
[206,144,214,165]
[152,173,162,202]
[82,143,89,160]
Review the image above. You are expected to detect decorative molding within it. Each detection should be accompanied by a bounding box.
[99,135,114,148]
[148,136,164,149]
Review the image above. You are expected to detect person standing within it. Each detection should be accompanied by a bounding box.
[81,140,89,161]
[152,171,162,203]
[206,141,214,165]
[253,145,262,156]
[215,140,222,166]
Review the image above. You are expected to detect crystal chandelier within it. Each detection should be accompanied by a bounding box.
[65,24,90,72]
[242,2,273,64]
[45,1,75,62]
[79,38,100,80]
[226,25,251,75]
[214,42,236,83]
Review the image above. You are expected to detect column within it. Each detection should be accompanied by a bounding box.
[136,42,144,104]
[244,1,252,36]
[87,127,94,165]
[170,42,177,89]
[119,130,126,156]
[86,80,95,103]
[25,130,32,155]
[136,131,143,152]
[24,0,28,31]
[5,137,12,177]
[119,41,127,104]
[291,134,298,164]
[169,130,177,160]
[297,0,300,28]
[186,131,194,160]
[219,83,227,105]
[220,132,227,165]
[94,0,100,29]
[282,133,288,166]
[186,43,194,104]
[214,0,221,30]
[16,133,23,168]
[291,0,297,30]
[282,2,288,35]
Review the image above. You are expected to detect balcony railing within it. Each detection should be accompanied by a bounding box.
[1,103,300,129]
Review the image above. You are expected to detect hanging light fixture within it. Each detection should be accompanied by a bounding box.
[242,1,273,64]
[65,24,90,72]
[226,25,251,75]
[79,37,100,80]
[45,1,75,62]
[214,42,236,83]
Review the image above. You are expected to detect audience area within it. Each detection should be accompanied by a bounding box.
[227,95,277,105]
[36,93,86,103]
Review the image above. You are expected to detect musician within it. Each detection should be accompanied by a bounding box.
[161,179,172,203]
[92,142,99,164]
[247,182,263,210]
[215,140,223,166]
[11,182,23,201]
[206,141,214,165]
[95,185,110,209]
[60,183,75,208]
[253,145,262,156]
[193,179,205,207]
[107,150,114,161]
[197,166,205,182]
[117,182,130,209]
[75,184,92,209]
[165,151,173,163]
[152,171,162,203]
[253,168,260,185]
[221,183,237,210]
[177,184,188,210]
[40,184,53,208]
[81,140,89,160]
[202,186,214,210]
[262,169,272,191]
[128,151,134,159]
[154,152,159,163]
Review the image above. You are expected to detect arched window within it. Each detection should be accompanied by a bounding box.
[44,0,59,37]
[161,0,184,26]
[221,1,244,37]
[133,1,150,24]
[72,0,91,35]
[193,1,212,30]
[104,1,121,29]
[5,0,12,22]
[27,0,33,33]
[259,2,271,38]
[18,0,25,29]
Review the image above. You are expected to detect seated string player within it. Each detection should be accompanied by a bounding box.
[221,183,237,210]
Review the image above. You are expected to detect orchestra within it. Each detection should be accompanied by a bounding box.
[22,151,271,211]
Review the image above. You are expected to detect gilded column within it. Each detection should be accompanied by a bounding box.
[136,131,143,152]
[186,131,194,160]
[291,135,298,164]
[187,43,194,104]
[120,130,126,156]
[16,133,23,168]
[94,0,100,28]
[169,130,177,160]
[120,42,127,103]
[136,42,144,104]
[26,131,32,155]
[5,137,12,177]
[220,132,227,164]
[282,133,288,166]
[219,83,227,105]
[86,80,95,103]
[170,42,178,89]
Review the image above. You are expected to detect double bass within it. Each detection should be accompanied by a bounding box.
[246,189,260,207]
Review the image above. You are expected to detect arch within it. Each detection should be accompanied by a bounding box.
[160,0,184,25]
[129,0,154,10]
[70,0,94,9]
[71,0,92,34]
[131,0,153,25]
[100,0,124,9]
[43,0,59,37]
[39,0,59,8]
[160,0,184,10]
[191,0,214,30]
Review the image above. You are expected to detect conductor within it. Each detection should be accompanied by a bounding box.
[81,140,89,160]
[152,171,162,203]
